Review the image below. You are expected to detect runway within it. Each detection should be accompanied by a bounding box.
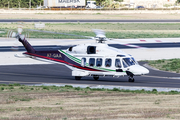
[2,42,180,52]
[1,19,180,23]
[1,38,180,88]
[0,62,180,88]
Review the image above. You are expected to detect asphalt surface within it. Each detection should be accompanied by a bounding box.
[2,43,180,52]
[1,19,180,88]
[1,19,180,23]
[1,43,180,88]
[0,62,180,88]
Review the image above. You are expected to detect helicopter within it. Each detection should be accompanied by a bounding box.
[8,27,149,82]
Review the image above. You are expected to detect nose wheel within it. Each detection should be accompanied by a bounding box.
[126,71,135,82]
[128,76,135,82]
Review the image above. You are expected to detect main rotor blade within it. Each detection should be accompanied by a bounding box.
[27,29,93,39]
[93,29,106,38]
[106,39,146,49]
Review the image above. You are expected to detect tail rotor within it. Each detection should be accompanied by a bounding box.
[17,23,23,35]
[7,23,29,51]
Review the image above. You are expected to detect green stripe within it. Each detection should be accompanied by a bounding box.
[59,50,116,72]
[60,50,81,63]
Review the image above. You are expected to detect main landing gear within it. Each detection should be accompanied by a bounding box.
[75,76,81,80]
[93,75,99,80]
[75,76,99,80]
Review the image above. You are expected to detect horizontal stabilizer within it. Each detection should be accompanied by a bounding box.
[14,54,28,58]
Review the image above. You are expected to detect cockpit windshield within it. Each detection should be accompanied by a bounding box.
[123,58,136,68]
[131,57,139,65]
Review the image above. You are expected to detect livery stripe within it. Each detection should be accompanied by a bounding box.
[24,52,102,72]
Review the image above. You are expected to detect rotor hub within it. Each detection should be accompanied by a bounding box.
[95,37,106,43]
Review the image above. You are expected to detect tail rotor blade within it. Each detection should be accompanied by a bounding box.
[7,31,17,38]
[11,38,19,51]
[18,23,23,34]
[25,33,29,39]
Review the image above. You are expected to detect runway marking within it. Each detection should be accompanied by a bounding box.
[0,80,43,84]
[0,72,62,79]
[0,71,179,81]
[1,71,180,87]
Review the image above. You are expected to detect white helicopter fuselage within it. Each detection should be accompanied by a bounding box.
[16,30,149,82]
[64,43,149,78]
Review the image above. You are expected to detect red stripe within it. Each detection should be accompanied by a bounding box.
[156,40,161,42]
[25,52,102,71]
[140,40,146,42]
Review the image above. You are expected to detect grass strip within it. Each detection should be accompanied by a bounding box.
[0,83,180,95]
[1,23,180,39]
[1,83,180,119]
[147,58,180,73]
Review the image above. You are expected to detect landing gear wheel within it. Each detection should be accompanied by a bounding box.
[75,76,81,80]
[93,75,99,80]
[126,71,135,82]
[128,76,135,82]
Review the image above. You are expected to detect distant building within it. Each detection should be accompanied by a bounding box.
[123,0,177,8]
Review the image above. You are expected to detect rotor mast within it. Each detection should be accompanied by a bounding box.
[93,29,107,43]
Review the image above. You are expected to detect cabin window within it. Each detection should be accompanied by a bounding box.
[81,58,86,67]
[89,58,95,67]
[105,58,112,67]
[115,59,121,68]
[96,58,102,67]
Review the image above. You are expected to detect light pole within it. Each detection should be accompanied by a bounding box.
[29,0,31,10]
[19,1,20,10]
[8,1,9,9]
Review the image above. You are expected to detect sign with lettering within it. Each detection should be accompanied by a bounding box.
[44,0,85,7]
[58,0,80,3]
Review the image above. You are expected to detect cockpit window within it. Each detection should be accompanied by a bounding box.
[131,57,139,64]
[123,58,136,68]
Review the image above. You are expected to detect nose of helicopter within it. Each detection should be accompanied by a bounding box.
[141,66,149,75]
[128,65,149,75]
